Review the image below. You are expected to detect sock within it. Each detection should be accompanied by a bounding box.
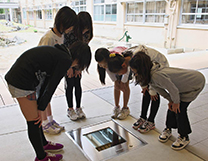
[42,119,49,127]
[27,121,46,160]
[47,115,53,123]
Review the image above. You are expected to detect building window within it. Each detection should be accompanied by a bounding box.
[22,8,26,19]
[36,10,42,20]
[181,0,208,25]
[126,0,166,24]
[71,0,87,13]
[94,0,117,22]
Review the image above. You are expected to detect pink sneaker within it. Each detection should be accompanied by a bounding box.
[44,141,64,152]
[35,152,63,161]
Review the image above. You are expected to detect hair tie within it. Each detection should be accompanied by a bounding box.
[109,53,116,58]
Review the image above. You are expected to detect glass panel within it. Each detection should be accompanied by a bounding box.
[112,4,117,14]
[94,0,104,4]
[127,3,135,14]
[127,15,135,22]
[84,127,126,152]
[72,7,79,13]
[94,5,104,21]
[135,2,143,13]
[106,5,111,14]
[156,1,166,13]
[145,15,155,22]
[183,0,197,13]
[146,1,155,13]
[181,15,195,24]
[135,15,143,22]
[155,15,164,23]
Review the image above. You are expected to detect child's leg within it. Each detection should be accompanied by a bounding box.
[114,85,120,107]
[140,90,151,120]
[166,109,177,129]
[65,76,78,120]
[74,76,86,118]
[148,93,160,123]
[65,75,75,108]
[177,101,192,136]
[74,76,82,108]
[171,101,191,150]
[17,97,46,160]
[123,81,130,108]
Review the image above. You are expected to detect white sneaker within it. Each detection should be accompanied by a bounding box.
[51,120,64,131]
[158,128,172,143]
[76,107,86,119]
[43,122,61,135]
[117,107,130,120]
[111,106,120,119]
[67,108,78,121]
[171,135,190,150]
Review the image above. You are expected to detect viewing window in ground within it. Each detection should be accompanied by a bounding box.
[126,0,166,24]
[84,127,126,151]
[181,0,208,25]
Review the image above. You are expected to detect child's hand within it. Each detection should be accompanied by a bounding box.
[172,103,180,113]
[141,87,148,95]
[168,102,173,111]
[67,68,74,78]
[75,70,81,78]
[151,94,158,101]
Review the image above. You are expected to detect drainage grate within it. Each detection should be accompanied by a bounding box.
[66,120,147,161]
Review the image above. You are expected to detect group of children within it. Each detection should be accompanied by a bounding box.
[95,44,205,151]
[4,6,205,161]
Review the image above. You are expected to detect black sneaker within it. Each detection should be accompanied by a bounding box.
[132,117,146,130]
[158,128,172,143]
[171,135,190,150]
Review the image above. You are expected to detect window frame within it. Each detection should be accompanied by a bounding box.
[125,0,166,25]
[93,0,117,22]
[179,0,208,26]
[71,0,87,13]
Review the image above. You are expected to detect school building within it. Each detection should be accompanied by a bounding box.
[19,0,208,50]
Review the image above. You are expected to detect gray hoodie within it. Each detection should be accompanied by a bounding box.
[128,45,169,95]
[150,63,205,103]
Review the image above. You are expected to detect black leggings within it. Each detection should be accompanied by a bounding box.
[166,101,191,136]
[65,75,82,108]
[27,121,48,159]
[140,90,160,123]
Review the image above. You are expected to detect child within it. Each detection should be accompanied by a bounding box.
[107,45,169,133]
[95,46,131,120]
[64,11,93,121]
[5,41,91,161]
[129,52,205,150]
[38,6,77,134]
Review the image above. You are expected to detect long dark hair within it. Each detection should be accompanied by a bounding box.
[69,41,91,72]
[76,11,93,43]
[95,48,110,84]
[108,51,133,73]
[54,6,77,34]
[129,51,153,86]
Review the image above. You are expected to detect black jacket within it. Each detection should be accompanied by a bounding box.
[5,44,72,111]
